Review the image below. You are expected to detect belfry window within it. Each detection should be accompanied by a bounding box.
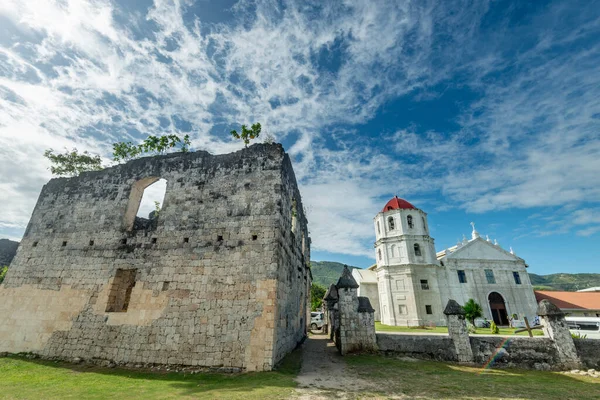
[378,248,382,260]
[513,271,522,285]
[414,243,421,256]
[407,215,414,228]
[377,221,381,234]
[388,217,395,230]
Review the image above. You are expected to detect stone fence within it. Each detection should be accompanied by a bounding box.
[377,299,600,371]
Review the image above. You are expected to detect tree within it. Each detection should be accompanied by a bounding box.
[43,148,104,177]
[463,298,483,326]
[311,283,327,311]
[0,266,8,285]
[230,123,261,147]
[113,134,191,162]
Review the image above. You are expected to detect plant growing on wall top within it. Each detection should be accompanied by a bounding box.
[113,134,191,162]
[230,123,261,147]
[43,148,104,177]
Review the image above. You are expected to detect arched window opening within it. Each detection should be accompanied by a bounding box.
[422,216,427,233]
[414,243,421,256]
[407,215,414,228]
[390,245,396,257]
[378,248,382,260]
[124,177,167,231]
[291,198,298,234]
[388,217,395,230]
[377,221,381,234]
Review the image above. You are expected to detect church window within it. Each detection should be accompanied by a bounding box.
[485,269,496,284]
[378,248,382,260]
[420,279,429,290]
[513,271,522,285]
[407,215,413,228]
[106,269,137,312]
[425,305,433,314]
[422,216,427,233]
[377,221,380,234]
[457,270,467,283]
[398,305,407,314]
[388,217,395,230]
[390,245,396,257]
[414,243,421,256]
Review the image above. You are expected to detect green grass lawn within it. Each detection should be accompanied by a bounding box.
[346,354,600,400]
[0,351,301,400]
[375,322,545,336]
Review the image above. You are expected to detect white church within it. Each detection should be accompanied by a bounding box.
[352,196,538,327]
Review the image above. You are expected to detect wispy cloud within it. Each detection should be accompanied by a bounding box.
[0,0,599,259]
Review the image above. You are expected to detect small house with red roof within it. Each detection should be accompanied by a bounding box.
[535,291,600,317]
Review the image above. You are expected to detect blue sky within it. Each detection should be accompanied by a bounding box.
[1,0,599,276]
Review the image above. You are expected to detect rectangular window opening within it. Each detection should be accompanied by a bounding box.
[151,238,157,244]
[120,238,127,245]
[426,305,433,315]
[105,269,137,313]
[61,241,67,247]
[513,271,522,285]
[89,240,95,246]
[217,235,223,242]
[485,269,496,284]
[162,281,170,291]
[457,270,467,284]
[252,234,258,241]
[183,237,189,243]
[420,279,429,290]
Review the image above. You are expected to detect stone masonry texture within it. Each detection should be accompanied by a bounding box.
[0,143,310,372]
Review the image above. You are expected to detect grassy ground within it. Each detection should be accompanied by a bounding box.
[346,355,600,400]
[0,351,302,400]
[375,322,545,336]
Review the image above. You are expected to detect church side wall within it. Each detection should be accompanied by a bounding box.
[0,144,303,371]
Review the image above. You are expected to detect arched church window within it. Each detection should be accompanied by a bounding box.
[388,217,395,230]
[407,215,414,228]
[377,221,380,234]
[390,245,396,257]
[378,248,382,260]
[422,216,427,233]
[414,243,421,256]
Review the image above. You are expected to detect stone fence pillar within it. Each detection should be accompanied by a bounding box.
[444,299,473,363]
[537,299,582,369]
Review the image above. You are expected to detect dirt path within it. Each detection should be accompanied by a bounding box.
[292,332,375,399]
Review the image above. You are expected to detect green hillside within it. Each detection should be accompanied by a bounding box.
[310,261,360,287]
[311,261,600,292]
[528,273,600,291]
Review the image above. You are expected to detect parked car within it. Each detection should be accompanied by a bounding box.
[310,312,324,330]
[566,316,600,339]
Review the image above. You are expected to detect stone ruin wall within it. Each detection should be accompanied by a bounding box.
[0,143,310,372]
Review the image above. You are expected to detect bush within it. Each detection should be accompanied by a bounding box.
[490,321,499,334]
[0,266,8,285]
[571,332,587,339]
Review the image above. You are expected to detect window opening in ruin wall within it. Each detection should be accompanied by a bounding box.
[105,269,138,312]
[124,177,167,231]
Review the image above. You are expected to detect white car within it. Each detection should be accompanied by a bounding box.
[310,312,324,330]
[566,317,600,339]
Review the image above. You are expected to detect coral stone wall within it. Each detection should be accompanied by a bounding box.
[0,143,310,372]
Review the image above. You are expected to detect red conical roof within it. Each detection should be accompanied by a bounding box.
[382,196,416,212]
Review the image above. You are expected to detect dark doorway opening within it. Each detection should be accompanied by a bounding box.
[488,292,509,326]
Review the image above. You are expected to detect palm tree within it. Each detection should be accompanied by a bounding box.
[463,298,483,326]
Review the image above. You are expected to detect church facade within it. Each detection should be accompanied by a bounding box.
[352,197,538,327]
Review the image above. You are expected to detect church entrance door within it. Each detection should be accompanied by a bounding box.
[488,292,509,326]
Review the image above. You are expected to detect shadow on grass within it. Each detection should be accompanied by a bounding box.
[0,348,302,400]
[346,354,599,400]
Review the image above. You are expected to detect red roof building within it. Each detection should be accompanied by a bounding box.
[535,291,600,317]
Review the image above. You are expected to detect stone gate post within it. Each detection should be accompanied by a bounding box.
[444,299,474,363]
[537,299,582,369]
